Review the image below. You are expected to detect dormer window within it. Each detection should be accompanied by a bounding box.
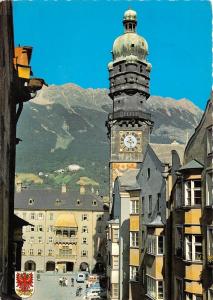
[55,198,61,206]
[28,198,34,205]
[92,200,97,206]
[77,199,80,205]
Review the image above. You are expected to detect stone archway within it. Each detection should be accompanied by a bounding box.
[80,262,89,272]
[46,261,55,271]
[24,260,36,271]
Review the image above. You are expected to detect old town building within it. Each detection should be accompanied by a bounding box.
[14,184,109,273]
[106,8,212,300]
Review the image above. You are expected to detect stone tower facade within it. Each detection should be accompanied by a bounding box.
[106,9,153,204]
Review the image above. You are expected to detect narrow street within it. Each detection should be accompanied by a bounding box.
[28,273,87,300]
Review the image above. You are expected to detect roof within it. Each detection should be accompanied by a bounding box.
[178,159,204,172]
[14,214,32,227]
[14,189,105,212]
[150,142,185,165]
[118,169,140,190]
[55,213,77,228]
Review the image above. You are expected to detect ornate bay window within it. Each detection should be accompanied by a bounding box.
[185,293,203,300]
[147,235,164,255]
[130,266,139,281]
[185,235,202,261]
[184,180,201,206]
[130,231,139,247]
[130,199,139,214]
[146,276,164,299]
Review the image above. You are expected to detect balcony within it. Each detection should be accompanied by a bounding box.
[54,236,77,244]
[55,254,77,260]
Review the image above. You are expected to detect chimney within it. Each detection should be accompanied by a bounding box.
[80,185,85,195]
[16,181,22,193]
[61,184,67,193]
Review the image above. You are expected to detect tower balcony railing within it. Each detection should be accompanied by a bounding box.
[108,110,152,122]
[110,83,149,96]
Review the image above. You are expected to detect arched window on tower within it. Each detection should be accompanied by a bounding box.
[119,65,122,72]
[140,65,143,73]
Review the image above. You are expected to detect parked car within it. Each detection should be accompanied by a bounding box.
[76,273,86,283]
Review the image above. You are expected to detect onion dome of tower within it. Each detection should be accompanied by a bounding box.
[112,9,148,61]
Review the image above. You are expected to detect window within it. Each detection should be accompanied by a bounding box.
[28,198,34,205]
[185,180,201,206]
[29,236,34,244]
[158,236,164,255]
[49,213,53,220]
[130,266,139,281]
[37,225,43,232]
[130,232,139,247]
[49,237,53,243]
[97,214,102,221]
[38,236,42,243]
[82,226,88,233]
[175,226,183,257]
[22,249,25,255]
[112,283,119,297]
[185,235,202,261]
[92,200,97,206]
[119,65,122,72]
[207,227,213,263]
[147,235,164,255]
[30,226,35,232]
[206,172,213,206]
[81,250,88,257]
[38,249,42,256]
[82,237,87,244]
[147,168,150,179]
[38,213,43,220]
[82,214,88,221]
[98,226,102,233]
[175,278,183,300]
[59,246,72,257]
[207,126,212,155]
[148,195,152,214]
[158,281,164,299]
[112,228,119,243]
[186,294,203,300]
[30,213,35,220]
[112,256,119,269]
[147,276,164,299]
[141,197,144,214]
[48,225,53,232]
[130,200,139,214]
[48,249,53,256]
[157,193,161,212]
[29,249,34,255]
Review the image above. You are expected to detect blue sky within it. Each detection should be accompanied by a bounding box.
[13,1,212,110]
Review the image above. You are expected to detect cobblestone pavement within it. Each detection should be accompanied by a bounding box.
[26,272,87,300]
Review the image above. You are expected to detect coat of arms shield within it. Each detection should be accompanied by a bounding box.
[15,271,35,298]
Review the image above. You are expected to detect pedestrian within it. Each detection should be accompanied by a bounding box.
[59,277,62,287]
[71,277,74,287]
[65,277,68,287]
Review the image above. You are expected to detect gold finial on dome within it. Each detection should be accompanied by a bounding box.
[123,9,137,21]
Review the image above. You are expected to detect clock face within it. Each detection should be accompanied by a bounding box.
[124,135,137,148]
[119,131,142,152]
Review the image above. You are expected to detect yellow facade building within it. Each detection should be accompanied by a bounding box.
[14,184,109,273]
